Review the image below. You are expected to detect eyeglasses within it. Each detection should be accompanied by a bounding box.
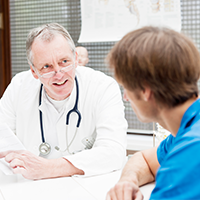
[33,63,74,79]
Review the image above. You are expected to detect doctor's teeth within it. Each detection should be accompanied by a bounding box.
[57,81,65,85]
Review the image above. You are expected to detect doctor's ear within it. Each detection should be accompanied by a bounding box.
[30,65,39,79]
[74,52,78,67]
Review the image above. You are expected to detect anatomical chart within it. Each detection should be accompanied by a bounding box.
[78,0,181,43]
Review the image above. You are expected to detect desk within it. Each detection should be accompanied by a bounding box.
[0,171,95,200]
[0,170,154,200]
[73,170,154,200]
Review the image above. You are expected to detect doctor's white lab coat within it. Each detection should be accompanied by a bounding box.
[0,66,127,177]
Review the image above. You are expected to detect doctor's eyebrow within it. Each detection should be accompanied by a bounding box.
[59,57,71,62]
[36,54,74,69]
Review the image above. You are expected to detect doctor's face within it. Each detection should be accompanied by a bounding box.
[30,35,77,100]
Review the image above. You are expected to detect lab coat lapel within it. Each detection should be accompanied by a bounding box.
[35,85,47,155]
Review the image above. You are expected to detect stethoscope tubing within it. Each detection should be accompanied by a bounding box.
[39,84,45,143]
[38,76,81,155]
[66,77,81,127]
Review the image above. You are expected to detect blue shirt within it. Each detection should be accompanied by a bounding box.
[150,99,200,200]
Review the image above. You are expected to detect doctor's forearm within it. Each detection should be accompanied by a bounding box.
[47,158,85,178]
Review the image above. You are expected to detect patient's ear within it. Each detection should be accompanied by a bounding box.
[142,87,152,102]
[30,65,39,79]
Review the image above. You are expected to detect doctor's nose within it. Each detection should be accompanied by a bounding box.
[54,63,62,72]
[54,70,65,79]
[51,67,65,80]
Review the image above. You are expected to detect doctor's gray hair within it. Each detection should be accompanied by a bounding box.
[26,23,76,65]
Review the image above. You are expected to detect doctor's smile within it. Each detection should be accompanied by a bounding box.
[53,79,68,86]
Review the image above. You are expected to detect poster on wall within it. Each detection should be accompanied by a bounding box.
[78,0,181,43]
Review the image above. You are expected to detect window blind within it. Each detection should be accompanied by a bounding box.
[9,0,200,132]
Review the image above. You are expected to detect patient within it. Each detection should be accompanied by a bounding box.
[106,26,200,200]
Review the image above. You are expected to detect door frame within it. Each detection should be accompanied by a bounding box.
[0,0,11,98]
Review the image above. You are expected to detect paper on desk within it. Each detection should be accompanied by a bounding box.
[0,123,26,175]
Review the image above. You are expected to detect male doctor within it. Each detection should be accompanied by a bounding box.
[0,23,127,180]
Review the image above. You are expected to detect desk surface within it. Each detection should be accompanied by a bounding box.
[0,170,154,200]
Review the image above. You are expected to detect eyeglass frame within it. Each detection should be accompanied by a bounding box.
[32,63,75,79]
[30,54,77,79]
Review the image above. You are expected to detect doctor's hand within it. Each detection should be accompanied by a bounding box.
[106,180,143,200]
[0,150,84,180]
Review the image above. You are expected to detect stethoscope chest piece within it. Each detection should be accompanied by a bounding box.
[39,142,51,156]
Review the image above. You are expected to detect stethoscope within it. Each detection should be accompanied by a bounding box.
[38,76,81,156]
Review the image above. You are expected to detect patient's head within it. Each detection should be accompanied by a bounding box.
[107,26,200,108]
